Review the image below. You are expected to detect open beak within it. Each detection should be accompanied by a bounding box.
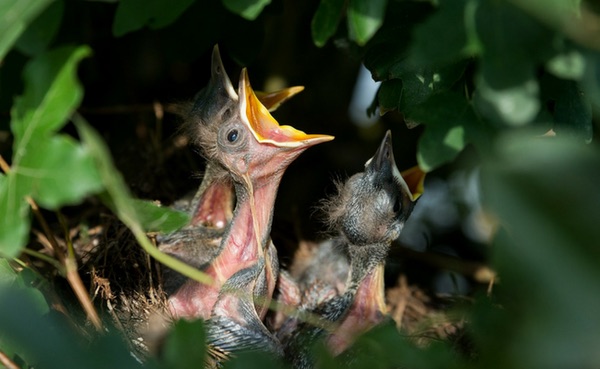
[239,68,334,148]
[368,130,426,202]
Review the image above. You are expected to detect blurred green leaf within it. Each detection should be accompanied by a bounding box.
[222,350,285,369]
[481,134,600,369]
[131,199,190,233]
[347,0,387,46]
[0,285,143,369]
[15,0,64,56]
[552,80,592,142]
[162,320,207,369]
[546,48,586,80]
[113,0,196,36]
[11,45,91,151]
[311,0,345,47]
[581,51,600,110]
[476,0,555,87]
[473,71,540,126]
[222,0,271,21]
[0,0,53,61]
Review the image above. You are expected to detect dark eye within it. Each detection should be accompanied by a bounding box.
[227,129,239,143]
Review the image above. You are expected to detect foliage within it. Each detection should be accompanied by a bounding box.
[0,0,599,369]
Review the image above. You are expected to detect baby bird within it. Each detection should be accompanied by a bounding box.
[280,131,423,369]
[169,67,333,362]
[158,45,303,296]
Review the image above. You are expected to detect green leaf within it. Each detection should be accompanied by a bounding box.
[11,45,91,154]
[546,48,586,80]
[481,134,600,369]
[0,174,31,257]
[0,258,18,286]
[409,0,476,65]
[112,0,196,36]
[311,0,345,47]
[0,285,143,369]
[15,0,64,56]
[347,0,388,46]
[405,92,478,171]
[18,135,103,209]
[0,0,53,61]
[222,0,271,21]
[473,71,540,126]
[162,320,207,369]
[131,199,190,233]
[377,79,402,114]
[552,80,592,142]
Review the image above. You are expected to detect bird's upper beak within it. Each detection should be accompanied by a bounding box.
[210,44,238,100]
[367,130,426,202]
[239,68,334,148]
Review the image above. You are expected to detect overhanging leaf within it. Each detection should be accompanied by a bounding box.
[311,0,345,47]
[0,173,32,257]
[347,0,388,46]
[112,0,196,36]
[0,0,53,61]
[222,0,271,21]
[15,0,64,56]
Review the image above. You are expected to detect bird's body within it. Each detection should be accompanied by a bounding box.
[158,45,303,311]
[280,131,424,368]
[159,47,333,363]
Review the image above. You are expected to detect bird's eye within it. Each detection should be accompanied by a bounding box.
[227,129,239,143]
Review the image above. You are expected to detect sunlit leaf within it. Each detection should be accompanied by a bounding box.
[0,174,31,257]
[311,0,345,47]
[18,135,103,209]
[546,48,586,80]
[15,0,64,56]
[0,0,53,61]
[222,0,271,21]
[473,71,540,126]
[11,45,91,152]
[347,0,387,45]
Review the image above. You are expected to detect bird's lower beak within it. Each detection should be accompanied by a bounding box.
[400,165,426,201]
[239,68,334,148]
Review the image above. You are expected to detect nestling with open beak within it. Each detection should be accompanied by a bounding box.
[280,131,424,369]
